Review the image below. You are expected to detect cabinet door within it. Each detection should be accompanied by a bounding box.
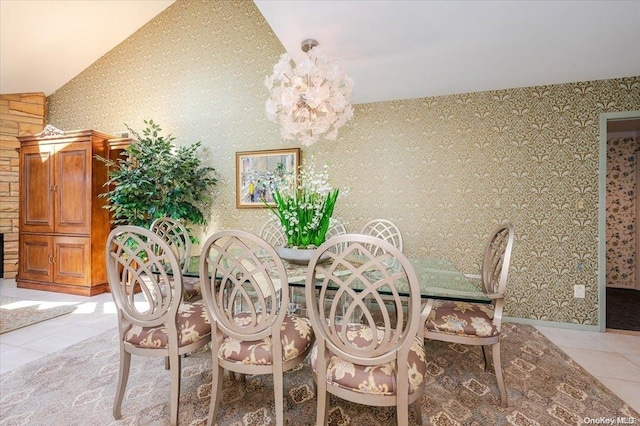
[20,234,53,282]
[53,236,90,286]
[55,142,91,234]
[20,145,55,233]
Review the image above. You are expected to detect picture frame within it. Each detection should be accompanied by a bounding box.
[236,148,300,208]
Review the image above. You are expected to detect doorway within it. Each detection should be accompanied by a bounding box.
[599,111,640,332]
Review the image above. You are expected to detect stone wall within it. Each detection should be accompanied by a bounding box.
[0,93,46,278]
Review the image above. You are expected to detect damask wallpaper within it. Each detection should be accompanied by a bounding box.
[606,135,639,289]
[46,0,640,326]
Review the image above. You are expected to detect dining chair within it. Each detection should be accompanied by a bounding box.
[106,225,212,426]
[150,217,201,301]
[423,223,515,407]
[259,217,287,247]
[305,234,430,425]
[199,229,314,426]
[360,219,403,252]
[325,217,348,253]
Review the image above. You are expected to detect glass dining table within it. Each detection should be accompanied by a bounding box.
[186,255,490,304]
[284,257,490,304]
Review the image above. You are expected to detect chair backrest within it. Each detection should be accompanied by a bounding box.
[150,217,192,273]
[199,229,289,342]
[360,219,403,253]
[305,234,421,366]
[259,217,287,248]
[106,225,183,330]
[325,218,347,253]
[482,223,515,297]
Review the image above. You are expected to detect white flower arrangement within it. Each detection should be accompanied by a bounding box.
[267,161,340,248]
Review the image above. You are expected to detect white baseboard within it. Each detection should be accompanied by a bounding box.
[504,316,601,332]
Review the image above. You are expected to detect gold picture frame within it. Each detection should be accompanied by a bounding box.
[236,148,300,208]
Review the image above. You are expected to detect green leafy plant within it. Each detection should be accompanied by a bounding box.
[96,120,217,229]
[266,161,340,248]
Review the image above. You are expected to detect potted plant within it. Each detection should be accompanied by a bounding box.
[266,161,340,263]
[97,120,217,232]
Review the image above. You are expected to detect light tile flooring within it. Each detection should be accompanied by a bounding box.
[1,278,639,414]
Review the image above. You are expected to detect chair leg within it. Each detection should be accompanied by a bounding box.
[228,372,246,384]
[396,384,409,425]
[481,345,490,370]
[113,348,131,420]
[208,365,224,426]
[169,351,182,426]
[413,398,423,425]
[316,380,329,426]
[396,404,410,425]
[492,342,508,407]
[273,370,284,426]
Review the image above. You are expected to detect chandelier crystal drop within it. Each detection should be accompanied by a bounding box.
[265,39,354,146]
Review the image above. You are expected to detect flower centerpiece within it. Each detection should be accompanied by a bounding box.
[266,162,339,258]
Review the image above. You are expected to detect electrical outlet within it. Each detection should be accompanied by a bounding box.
[574,284,585,298]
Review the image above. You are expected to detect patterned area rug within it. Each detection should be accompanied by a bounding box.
[0,323,637,425]
[0,295,76,334]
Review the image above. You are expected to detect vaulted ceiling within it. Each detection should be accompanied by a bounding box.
[1,0,639,105]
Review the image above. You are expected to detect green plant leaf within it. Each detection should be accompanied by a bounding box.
[95,120,217,229]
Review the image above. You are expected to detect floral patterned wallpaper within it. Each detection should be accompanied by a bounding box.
[46,0,640,325]
[606,135,639,289]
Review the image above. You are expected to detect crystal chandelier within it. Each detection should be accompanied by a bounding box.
[265,39,354,146]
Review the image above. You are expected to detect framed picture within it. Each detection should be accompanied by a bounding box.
[236,148,300,208]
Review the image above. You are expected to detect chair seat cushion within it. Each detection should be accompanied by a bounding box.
[218,313,313,365]
[182,276,201,300]
[124,301,211,348]
[157,276,201,301]
[425,300,498,337]
[310,324,426,396]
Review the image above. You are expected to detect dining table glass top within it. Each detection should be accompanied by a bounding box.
[186,254,489,304]
[285,257,489,303]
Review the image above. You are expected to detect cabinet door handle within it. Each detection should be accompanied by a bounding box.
[50,185,58,192]
[49,255,56,263]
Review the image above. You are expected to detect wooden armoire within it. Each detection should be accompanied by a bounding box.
[17,129,129,296]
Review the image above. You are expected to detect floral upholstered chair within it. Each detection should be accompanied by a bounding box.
[106,225,212,426]
[360,219,403,252]
[199,230,314,426]
[305,234,431,425]
[423,223,515,407]
[259,217,287,247]
[325,217,348,253]
[150,217,201,301]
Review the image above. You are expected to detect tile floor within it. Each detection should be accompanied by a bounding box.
[0,278,118,373]
[1,278,639,414]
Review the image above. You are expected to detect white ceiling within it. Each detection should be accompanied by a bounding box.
[1,0,639,105]
[0,0,176,96]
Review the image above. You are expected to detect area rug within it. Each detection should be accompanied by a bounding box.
[0,323,637,425]
[0,295,77,335]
